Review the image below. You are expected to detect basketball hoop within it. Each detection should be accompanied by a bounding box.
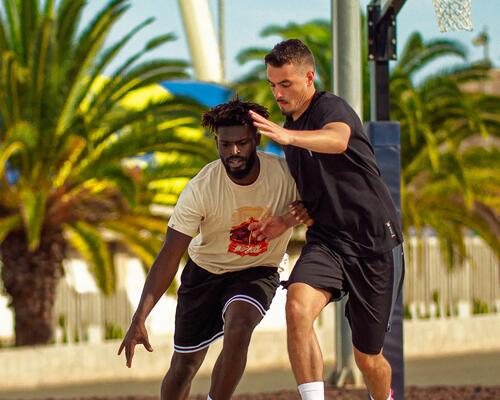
[432,0,473,32]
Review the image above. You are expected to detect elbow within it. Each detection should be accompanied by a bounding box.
[330,139,348,154]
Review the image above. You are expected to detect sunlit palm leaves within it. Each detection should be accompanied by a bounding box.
[235,21,499,267]
[392,32,500,265]
[0,0,216,345]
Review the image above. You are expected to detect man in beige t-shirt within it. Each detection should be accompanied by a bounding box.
[119,99,308,400]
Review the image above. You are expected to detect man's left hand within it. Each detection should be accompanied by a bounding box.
[249,110,292,145]
[249,201,312,241]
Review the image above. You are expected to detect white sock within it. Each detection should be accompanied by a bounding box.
[207,396,213,400]
[298,381,324,400]
[370,389,393,400]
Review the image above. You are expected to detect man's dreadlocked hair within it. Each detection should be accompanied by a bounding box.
[201,99,269,134]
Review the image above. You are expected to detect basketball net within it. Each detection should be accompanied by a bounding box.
[432,0,473,32]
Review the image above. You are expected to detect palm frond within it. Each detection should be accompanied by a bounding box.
[19,187,47,251]
[64,221,115,294]
[0,214,21,243]
[100,220,163,267]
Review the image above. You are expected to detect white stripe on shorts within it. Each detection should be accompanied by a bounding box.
[173,294,267,353]
[174,330,224,353]
[222,294,267,318]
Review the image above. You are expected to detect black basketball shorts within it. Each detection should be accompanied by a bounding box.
[285,243,404,355]
[173,259,280,353]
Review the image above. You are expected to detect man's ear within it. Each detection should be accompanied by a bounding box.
[214,135,219,149]
[306,69,315,86]
[255,133,261,146]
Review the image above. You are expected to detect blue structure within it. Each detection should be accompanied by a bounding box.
[366,121,404,399]
[162,80,283,157]
[160,80,232,108]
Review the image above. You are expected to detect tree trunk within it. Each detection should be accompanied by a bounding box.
[1,228,65,346]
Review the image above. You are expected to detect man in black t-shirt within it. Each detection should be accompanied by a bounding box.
[249,39,403,400]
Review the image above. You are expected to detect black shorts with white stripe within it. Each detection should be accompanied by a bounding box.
[173,259,280,353]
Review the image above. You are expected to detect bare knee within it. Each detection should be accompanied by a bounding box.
[286,294,314,330]
[166,351,205,383]
[223,301,263,346]
[353,349,383,373]
[224,314,259,347]
[286,296,304,322]
[286,284,330,330]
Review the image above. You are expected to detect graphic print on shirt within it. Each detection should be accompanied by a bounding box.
[228,206,269,257]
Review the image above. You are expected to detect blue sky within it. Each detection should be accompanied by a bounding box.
[84,0,500,81]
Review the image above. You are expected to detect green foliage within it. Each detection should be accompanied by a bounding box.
[233,19,334,125]
[403,303,412,320]
[105,322,124,340]
[57,314,68,344]
[0,0,217,344]
[472,298,489,314]
[394,33,500,266]
[234,20,500,267]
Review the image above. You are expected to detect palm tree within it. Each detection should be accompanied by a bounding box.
[234,18,372,123]
[234,20,333,124]
[234,22,500,265]
[392,32,500,265]
[0,0,216,346]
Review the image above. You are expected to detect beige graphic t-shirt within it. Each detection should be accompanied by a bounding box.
[168,152,299,274]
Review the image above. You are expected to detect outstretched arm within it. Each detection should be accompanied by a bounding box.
[118,228,192,367]
[249,110,350,154]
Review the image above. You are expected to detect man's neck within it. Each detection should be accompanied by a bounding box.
[291,89,317,121]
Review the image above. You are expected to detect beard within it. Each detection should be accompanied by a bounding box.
[222,151,257,180]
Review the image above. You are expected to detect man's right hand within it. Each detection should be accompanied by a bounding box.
[118,318,153,368]
[249,202,312,241]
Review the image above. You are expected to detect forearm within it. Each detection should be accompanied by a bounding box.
[287,129,348,154]
[132,251,177,322]
[132,229,191,322]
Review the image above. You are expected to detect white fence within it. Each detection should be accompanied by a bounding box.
[404,236,499,319]
[0,236,498,343]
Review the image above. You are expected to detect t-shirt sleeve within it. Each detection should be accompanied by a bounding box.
[313,96,356,131]
[167,181,204,237]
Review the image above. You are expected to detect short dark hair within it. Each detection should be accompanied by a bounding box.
[265,39,315,68]
[201,99,269,134]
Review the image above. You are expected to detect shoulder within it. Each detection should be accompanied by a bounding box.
[259,151,286,168]
[312,91,357,128]
[258,152,293,178]
[188,159,223,190]
[314,91,350,112]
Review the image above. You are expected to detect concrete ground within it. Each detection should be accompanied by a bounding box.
[1,351,499,398]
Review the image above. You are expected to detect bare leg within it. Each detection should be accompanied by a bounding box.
[286,283,331,384]
[353,346,391,400]
[209,301,263,400]
[161,348,208,400]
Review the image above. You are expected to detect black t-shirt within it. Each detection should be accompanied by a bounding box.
[283,91,403,257]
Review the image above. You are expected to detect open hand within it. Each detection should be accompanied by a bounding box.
[118,319,153,368]
[249,201,312,241]
[249,110,292,145]
[249,215,288,241]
